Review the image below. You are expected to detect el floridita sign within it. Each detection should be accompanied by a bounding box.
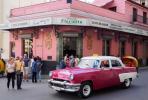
[0,17,148,36]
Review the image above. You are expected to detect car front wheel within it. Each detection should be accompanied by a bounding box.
[78,82,92,98]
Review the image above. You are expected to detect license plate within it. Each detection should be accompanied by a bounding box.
[53,86,61,91]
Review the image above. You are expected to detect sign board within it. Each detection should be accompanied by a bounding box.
[54,17,87,26]
[0,17,148,36]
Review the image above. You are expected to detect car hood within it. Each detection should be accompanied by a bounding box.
[51,67,96,81]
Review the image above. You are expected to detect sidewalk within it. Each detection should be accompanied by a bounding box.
[139,66,148,70]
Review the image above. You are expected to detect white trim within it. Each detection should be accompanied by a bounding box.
[119,72,137,82]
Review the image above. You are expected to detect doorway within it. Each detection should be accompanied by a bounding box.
[22,38,33,58]
[63,37,77,57]
[57,33,83,61]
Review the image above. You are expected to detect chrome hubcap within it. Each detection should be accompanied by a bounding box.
[83,85,91,96]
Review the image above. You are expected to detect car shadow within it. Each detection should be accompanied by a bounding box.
[49,84,142,100]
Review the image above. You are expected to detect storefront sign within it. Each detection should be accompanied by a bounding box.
[11,20,31,28]
[90,19,148,36]
[1,17,148,36]
[90,19,109,29]
[54,17,87,26]
[10,17,52,29]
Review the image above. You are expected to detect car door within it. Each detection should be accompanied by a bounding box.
[110,59,124,85]
[94,59,115,89]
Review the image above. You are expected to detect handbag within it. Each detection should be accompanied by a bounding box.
[16,70,21,74]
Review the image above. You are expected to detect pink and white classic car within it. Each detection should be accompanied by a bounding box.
[48,56,138,98]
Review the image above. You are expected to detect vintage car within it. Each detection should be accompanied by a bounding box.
[48,56,138,98]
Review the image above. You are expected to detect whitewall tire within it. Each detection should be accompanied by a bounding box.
[78,82,92,98]
[122,78,131,88]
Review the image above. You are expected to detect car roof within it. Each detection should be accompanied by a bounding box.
[81,56,120,60]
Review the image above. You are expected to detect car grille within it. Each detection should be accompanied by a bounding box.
[49,78,70,88]
[52,83,65,88]
[53,78,70,82]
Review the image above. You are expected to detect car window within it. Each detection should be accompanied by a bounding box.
[111,60,122,67]
[78,59,99,69]
[93,60,99,68]
[100,60,110,68]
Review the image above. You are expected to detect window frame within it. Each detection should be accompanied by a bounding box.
[111,60,122,68]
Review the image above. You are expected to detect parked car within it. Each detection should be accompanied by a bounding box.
[48,56,138,98]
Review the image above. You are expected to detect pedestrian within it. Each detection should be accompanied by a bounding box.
[69,54,75,67]
[59,57,66,69]
[64,54,68,63]
[74,55,80,67]
[36,56,43,82]
[32,57,37,83]
[23,54,30,82]
[5,57,16,89]
[0,55,5,76]
[15,57,24,90]
[65,57,70,68]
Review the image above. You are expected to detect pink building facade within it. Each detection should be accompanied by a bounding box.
[1,0,148,66]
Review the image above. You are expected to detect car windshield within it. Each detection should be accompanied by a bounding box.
[77,59,100,69]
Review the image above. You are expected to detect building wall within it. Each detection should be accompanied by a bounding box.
[125,1,148,16]
[10,26,57,60]
[0,0,3,49]
[83,28,102,56]
[1,0,148,65]
[33,27,57,61]
[1,0,57,59]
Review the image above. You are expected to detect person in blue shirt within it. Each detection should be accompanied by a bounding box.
[32,57,37,83]
[59,58,66,69]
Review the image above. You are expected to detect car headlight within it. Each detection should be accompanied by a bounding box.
[69,74,74,80]
[49,71,52,78]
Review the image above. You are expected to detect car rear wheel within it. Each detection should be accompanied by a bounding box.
[122,78,131,88]
[78,82,92,98]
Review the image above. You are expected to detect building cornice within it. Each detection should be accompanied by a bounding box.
[126,0,148,10]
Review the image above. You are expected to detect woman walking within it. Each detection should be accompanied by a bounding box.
[5,57,16,89]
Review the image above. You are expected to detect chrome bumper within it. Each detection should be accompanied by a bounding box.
[48,79,81,92]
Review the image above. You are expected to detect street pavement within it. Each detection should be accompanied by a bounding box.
[0,68,148,100]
